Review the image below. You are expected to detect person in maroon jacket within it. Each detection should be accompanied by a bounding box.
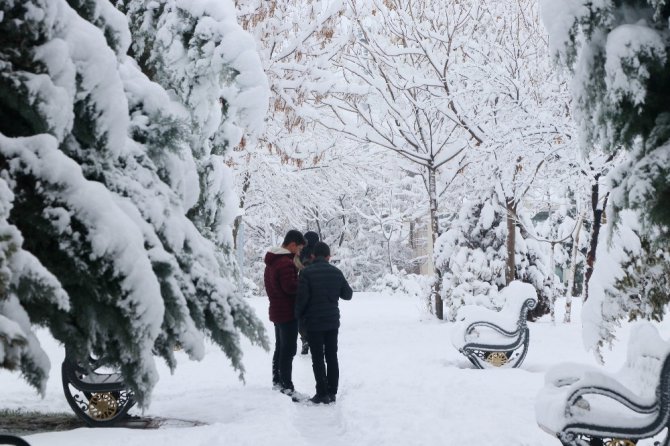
[264,229,306,396]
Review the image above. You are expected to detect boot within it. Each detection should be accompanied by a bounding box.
[309,394,333,404]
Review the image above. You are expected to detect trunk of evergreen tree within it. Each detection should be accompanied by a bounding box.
[564,213,583,323]
[584,177,608,302]
[548,241,557,322]
[232,171,251,250]
[429,166,443,319]
[505,198,517,285]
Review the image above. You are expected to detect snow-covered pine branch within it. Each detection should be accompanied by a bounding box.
[0,0,268,405]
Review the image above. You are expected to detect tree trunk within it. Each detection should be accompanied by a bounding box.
[428,166,443,319]
[564,213,583,323]
[386,237,393,273]
[232,171,251,250]
[505,198,516,285]
[548,241,556,322]
[584,179,609,302]
[338,197,346,247]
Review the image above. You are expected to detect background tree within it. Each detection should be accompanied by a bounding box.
[540,0,670,348]
[321,0,494,319]
[318,0,577,319]
[541,0,670,231]
[230,0,351,243]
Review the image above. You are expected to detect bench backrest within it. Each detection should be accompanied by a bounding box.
[616,323,670,432]
[497,281,538,330]
[628,331,670,436]
[63,355,127,392]
[619,323,670,398]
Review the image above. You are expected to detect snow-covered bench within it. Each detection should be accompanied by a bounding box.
[61,354,136,427]
[451,281,538,369]
[0,435,30,446]
[535,322,670,446]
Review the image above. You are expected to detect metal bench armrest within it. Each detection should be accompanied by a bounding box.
[465,321,521,338]
[566,377,658,415]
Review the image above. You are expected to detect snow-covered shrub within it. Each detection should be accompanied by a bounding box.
[515,232,558,319]
[332,245,387,292]
[241,275,259,299]
[435,194,508,321]
[372,272,433,301]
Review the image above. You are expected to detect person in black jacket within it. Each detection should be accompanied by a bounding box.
[296,231,319,355]
[295,242,353,404]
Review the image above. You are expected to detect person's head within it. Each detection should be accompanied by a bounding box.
[312,241,330,260]
[304,231,319,247]
[282,229,306,255]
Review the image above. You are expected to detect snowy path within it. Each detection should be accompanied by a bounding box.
[0,292,634,445]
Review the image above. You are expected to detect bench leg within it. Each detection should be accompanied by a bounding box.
[558,431,593,446]
[61,360,136,427]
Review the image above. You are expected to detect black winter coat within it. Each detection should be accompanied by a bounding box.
[295,257,353,331]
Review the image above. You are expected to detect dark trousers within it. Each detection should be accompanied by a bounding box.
[298,318,309,350]
[307,329,339,396]
[272,319,298,390]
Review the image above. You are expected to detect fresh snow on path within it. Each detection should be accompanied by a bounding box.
[0,292,643,445]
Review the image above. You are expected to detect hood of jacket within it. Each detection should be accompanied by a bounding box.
[264,246,292,265]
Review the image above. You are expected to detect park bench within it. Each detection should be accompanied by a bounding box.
[535,322,670,446]
[61,354,136,427]
[451,280,538,369]
[0,436,30,446]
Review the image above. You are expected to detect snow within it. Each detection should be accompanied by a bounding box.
[1,291,651,445]
[539,0,590,61]
[605,23,666,106]
[0,314,25,343]
[0,294,50,395]
[138,0,269,153]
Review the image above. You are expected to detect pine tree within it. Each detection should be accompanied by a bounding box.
[0,0,267,405]
[541,0,670,233]
[585,210,670,357]
[541,0,670,343]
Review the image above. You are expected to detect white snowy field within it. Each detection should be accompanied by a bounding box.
[0,292,644,446]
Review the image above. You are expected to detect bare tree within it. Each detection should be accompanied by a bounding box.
[319,0,496,318]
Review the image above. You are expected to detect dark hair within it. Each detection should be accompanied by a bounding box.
[282,229,306,247]
[313,241,330,258]
[304,231,319,247]
[300,231,320,262]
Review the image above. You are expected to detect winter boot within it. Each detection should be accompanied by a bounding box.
[310,394,333,404]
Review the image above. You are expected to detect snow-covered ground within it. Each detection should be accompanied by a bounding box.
[0,292,640,445]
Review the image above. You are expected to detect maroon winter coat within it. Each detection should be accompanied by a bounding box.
[264,247,299,323]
